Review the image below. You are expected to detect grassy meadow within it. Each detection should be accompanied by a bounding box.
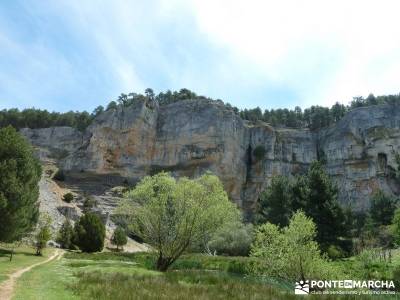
[1,248,398,299]
[0,246,54,284]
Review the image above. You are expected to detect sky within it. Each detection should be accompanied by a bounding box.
[1,0,400,112]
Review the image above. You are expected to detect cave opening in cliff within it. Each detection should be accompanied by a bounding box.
[377,152,387,174]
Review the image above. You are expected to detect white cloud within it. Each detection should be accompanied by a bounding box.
[188,0,400,106]
[2,0,400,111]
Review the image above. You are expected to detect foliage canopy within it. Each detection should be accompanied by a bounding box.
[118,172,240,271]
[0,126,42,243]
[251,211,338,281]
[74,213,106,253]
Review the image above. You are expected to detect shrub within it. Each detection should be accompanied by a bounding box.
[34,214,52,256]
[326,245,345,260]
[250,211,340,281]
[57,218,74,249]
[253,145,266,161]
[207,222,253,256]
[74,213,105,252]
[111,226,128,250]
[63,193,74,203]
[354,249,391,280]
[83,196,98,212]
[54,169,66,181]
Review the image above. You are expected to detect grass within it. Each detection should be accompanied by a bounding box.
[331,249,400,281]
[70,271,296,300]
[0,245,54,284]
[13,258,79,300]
[8,249,400,299]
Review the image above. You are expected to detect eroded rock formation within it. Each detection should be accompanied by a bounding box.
[20,99,400,217]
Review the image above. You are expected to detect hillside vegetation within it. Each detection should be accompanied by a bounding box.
[2,89,400,131]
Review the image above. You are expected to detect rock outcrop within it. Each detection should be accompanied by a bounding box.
[21,99,400,217]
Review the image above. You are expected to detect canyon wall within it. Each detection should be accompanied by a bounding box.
[21,99,400,216]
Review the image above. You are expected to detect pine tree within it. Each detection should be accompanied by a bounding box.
[369,190,397,226]
[0,126,42,242]
[305,161,345,249]
[256,161,345,250]
[256,176,293,226]
[74,213,105,253]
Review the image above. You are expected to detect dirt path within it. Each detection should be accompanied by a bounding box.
[0,249,62,300]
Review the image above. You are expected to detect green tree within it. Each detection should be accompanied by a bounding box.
[255,161,345,250]
[145,88,155,100]
[118,172,240,271]
[92,105,104,117]
[0,126,42,243]
[117,93,129,106]
[62,193,74,203]
[111,226,128,251]
[83,196,98,212]
[74,213,105,253]
[305,161,345,249]
[256,176,293,227]
[34,214,52,256]
[370,190,397,226]
[251,211,336,281]
[106,101,118,111]
[57,218,74,249]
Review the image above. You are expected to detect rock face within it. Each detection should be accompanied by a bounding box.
[318,105,400,210]
[21,99,400,217]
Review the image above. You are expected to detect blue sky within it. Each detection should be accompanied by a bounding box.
[1,0,400,113]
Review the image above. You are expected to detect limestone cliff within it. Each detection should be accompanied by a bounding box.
[20,99,400,217]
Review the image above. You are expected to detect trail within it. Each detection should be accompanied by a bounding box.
[0,249,62,300]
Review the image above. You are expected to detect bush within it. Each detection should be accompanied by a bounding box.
[207,222,253,256]
[354,249,391,280]
[250,211,341,281]
[83,196,98,212]
[63,193,74,203]
[326,245,345,260]
[253,145,266,161]
[34,214,52,256]
[74,213,105,252]
[57,218,74,249]
[54,169,66,181]
[111,226,128,250]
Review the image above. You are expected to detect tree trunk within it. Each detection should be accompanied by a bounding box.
[9,248,14,261]
[156,254,171,272]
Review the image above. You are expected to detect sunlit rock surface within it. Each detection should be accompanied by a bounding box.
[21,100,400,217]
